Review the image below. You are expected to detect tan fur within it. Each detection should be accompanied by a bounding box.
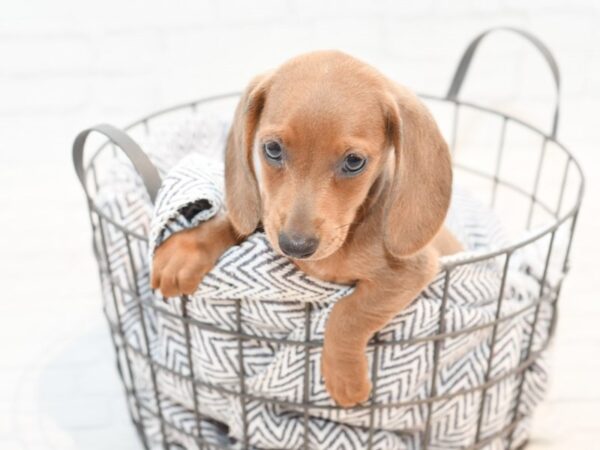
[152,51,463,407]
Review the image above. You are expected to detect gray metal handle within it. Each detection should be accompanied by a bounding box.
[73,123,162,204]
[446,27,561,138]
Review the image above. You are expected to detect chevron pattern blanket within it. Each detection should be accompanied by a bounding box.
[94,111,554,450]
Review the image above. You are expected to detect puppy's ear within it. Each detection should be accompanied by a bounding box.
[225,73,271,236]
[381,84,452,257]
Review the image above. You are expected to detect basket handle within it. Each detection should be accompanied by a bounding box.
[446,27,561,139]
[73,123,162,204]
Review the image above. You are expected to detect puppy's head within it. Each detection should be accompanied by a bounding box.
[225,51,452,260]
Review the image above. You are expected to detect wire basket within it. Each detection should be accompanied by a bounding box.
[73,28,584,450]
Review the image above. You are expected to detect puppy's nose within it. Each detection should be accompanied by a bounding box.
[278,232,319,259]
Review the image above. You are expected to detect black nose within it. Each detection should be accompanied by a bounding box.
[278,232,319,258]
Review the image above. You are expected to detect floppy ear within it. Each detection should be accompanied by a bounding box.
[225,73,271,236]
[382,84,452,257]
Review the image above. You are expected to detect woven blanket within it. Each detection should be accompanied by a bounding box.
[93,110,556,450]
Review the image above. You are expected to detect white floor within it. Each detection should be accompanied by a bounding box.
[1,1,599,449]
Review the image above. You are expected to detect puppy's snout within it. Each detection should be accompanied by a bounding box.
[278,232,319,259]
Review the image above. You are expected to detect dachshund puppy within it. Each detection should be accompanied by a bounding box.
[151,51,462,407]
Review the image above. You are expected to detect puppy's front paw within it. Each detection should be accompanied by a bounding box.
[321,344,371,408]
[151,229,215,298]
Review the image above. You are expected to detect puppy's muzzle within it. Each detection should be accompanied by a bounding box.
[278,232,319,259]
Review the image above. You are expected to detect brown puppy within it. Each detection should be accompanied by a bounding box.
[151,51,463,407]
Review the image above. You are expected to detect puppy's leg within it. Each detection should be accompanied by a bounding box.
[151,213,240,298]
[322,247,439,407]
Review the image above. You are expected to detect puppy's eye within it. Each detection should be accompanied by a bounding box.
[263,141,283,163]
[342,153,366,175]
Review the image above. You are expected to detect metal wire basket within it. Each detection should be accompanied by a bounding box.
[73,28,584,450]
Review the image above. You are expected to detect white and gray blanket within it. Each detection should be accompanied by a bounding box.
[93,110,556,450]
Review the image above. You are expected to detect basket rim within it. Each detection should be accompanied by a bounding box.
[83,92,585,269]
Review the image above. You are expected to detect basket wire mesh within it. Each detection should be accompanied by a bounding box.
[74,28,584,450]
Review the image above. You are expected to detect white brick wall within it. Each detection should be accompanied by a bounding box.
[0,1,598,449]
[1,0,598,148]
